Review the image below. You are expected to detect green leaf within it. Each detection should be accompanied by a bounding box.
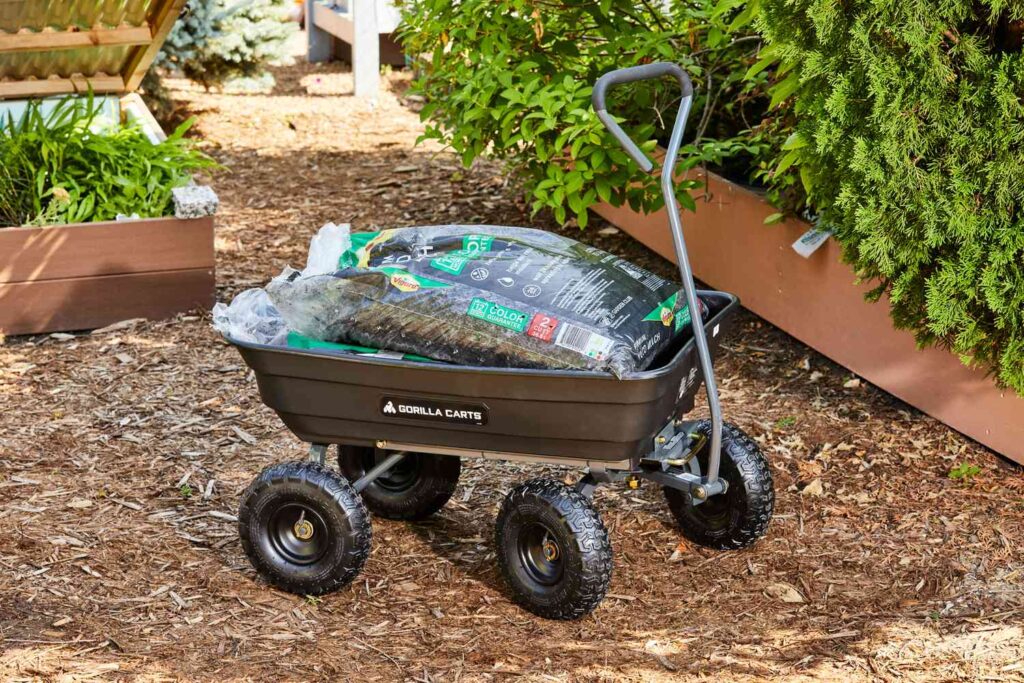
[781,132,807,150]
[769,73,801,109]
[576,206,589,228]
[745,56,776,81]
[799,165,814,195]
[728,0,759,31]
[775,150,800,175]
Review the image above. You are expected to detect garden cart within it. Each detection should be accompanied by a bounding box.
[229,62,775,620]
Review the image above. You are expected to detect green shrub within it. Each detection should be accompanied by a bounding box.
[0,96,217,228]
[758,1,1024,393]
[400,0,775,227]
[157,0,295,89]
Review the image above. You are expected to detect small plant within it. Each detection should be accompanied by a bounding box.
[24,187,71,227]
[948,462,982,484]
[0,94,217,228]
[0,130,35,226]
[179,483,195,498]
[774,416,796,429]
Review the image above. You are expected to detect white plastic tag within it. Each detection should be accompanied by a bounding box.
[792,227,831,258]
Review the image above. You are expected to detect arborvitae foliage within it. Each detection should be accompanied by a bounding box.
[758,1,1024,393]
[157,0,294,89]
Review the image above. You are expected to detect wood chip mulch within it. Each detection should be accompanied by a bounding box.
[1,56,1022,683]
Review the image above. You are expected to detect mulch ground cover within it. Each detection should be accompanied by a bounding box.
[1,56,1022,682]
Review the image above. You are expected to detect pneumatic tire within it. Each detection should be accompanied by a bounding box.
[338,446,460,520]
[664,420,774,549]
[238,461,371,595]
[495,478,612,620]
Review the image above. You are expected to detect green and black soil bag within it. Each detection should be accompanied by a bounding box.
[267,225,705,377]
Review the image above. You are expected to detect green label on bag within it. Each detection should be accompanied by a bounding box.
[643,292,691,332]
[463,234,494,254]
[430,249,472,275]
[341,230,384,268]
[431,234,495,274]
[466,297,529,332]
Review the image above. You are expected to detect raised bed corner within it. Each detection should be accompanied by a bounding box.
[0,216,215,336]
[595,170,1024,465]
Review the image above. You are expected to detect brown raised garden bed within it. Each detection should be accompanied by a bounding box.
[595,170,1024,465]
[0,0,215,336]
[0,217,214,335]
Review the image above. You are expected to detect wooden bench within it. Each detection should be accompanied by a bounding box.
[306,0,404,99]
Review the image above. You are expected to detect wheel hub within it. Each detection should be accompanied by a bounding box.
[364,451,420,493]
[268,503,329,566]
[293,519,315,540]
[518,523,564,587]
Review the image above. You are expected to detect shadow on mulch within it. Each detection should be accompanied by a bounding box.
[406,511,508,596]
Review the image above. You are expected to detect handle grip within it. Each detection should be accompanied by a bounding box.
[591,62,694,173]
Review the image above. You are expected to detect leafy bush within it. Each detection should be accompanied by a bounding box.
[401,0,774,227]
[157,0,295,89]
[758,1,1024,393]
[0,96,217,228]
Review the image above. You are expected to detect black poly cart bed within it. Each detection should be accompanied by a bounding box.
[232,290,737,466]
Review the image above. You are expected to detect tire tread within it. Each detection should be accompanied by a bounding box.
[665,421,774,550]
[495,478,612,620]
[238,461,371,595]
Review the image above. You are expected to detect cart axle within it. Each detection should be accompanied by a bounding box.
[360,419,729,504]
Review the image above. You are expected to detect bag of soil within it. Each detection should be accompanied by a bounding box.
[267,225,706,377]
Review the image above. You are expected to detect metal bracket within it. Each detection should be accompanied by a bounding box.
[574,473,598,499]
[642,421,693,471]
[575,465,635,498]
[640,468,727,503]
[308,443,329,465]
[634,421,728,504]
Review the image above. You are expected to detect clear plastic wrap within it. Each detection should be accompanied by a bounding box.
[212,288,288,346]
[212,223,354,346]
[303,222,351,276]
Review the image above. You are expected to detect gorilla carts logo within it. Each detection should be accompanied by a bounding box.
[379,396,487,426]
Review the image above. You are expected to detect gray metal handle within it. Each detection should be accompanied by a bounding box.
[592,62,725,488]
[592,63,693,173]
